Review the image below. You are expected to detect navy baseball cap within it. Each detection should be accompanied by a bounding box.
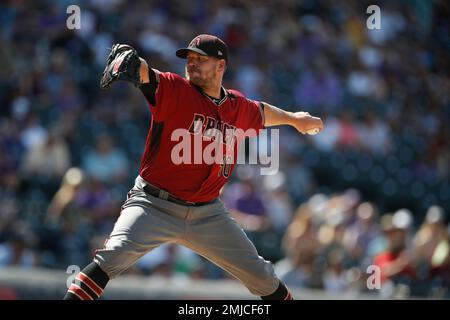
[176,34,229,63]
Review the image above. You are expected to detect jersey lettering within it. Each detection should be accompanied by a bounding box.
[140,72,264,202]
[188,113,205,134]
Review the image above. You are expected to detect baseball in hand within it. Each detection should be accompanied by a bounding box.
[306,128,320,135]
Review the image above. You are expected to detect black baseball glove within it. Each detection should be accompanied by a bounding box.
[100,44,141,89]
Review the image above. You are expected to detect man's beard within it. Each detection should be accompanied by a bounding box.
[186,68,215,87]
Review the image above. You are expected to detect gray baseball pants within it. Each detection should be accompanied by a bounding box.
[94,176,279,296]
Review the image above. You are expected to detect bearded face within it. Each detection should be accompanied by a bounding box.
[185,52,222,88]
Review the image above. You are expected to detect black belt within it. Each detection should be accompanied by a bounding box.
[143,184,210,206]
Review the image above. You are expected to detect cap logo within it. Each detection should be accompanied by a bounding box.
[218,50,223,56]
[190,37,201,47]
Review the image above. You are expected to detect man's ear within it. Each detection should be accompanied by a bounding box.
[218,59,227,73]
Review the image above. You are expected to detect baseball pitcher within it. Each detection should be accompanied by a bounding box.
[64,34,323,300]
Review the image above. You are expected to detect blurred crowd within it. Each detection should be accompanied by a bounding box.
[275,190,449,298]
[0,0,449,298]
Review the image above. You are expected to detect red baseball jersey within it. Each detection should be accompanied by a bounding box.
[139,70,265,202]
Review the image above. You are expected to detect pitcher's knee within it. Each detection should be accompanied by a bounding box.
[243,259,279,296]
[93,238,146,279]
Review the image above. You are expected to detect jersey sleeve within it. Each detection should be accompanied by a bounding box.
[141,71,183,122]
[139,67,158,105]
[238,98,265,137]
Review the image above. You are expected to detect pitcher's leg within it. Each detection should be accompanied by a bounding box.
[92,204,166,279]
[64,261,109,300]
[183,208,291,298]
[64,193,184,300]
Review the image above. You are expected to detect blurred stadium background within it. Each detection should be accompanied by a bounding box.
[0,0,449,299]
